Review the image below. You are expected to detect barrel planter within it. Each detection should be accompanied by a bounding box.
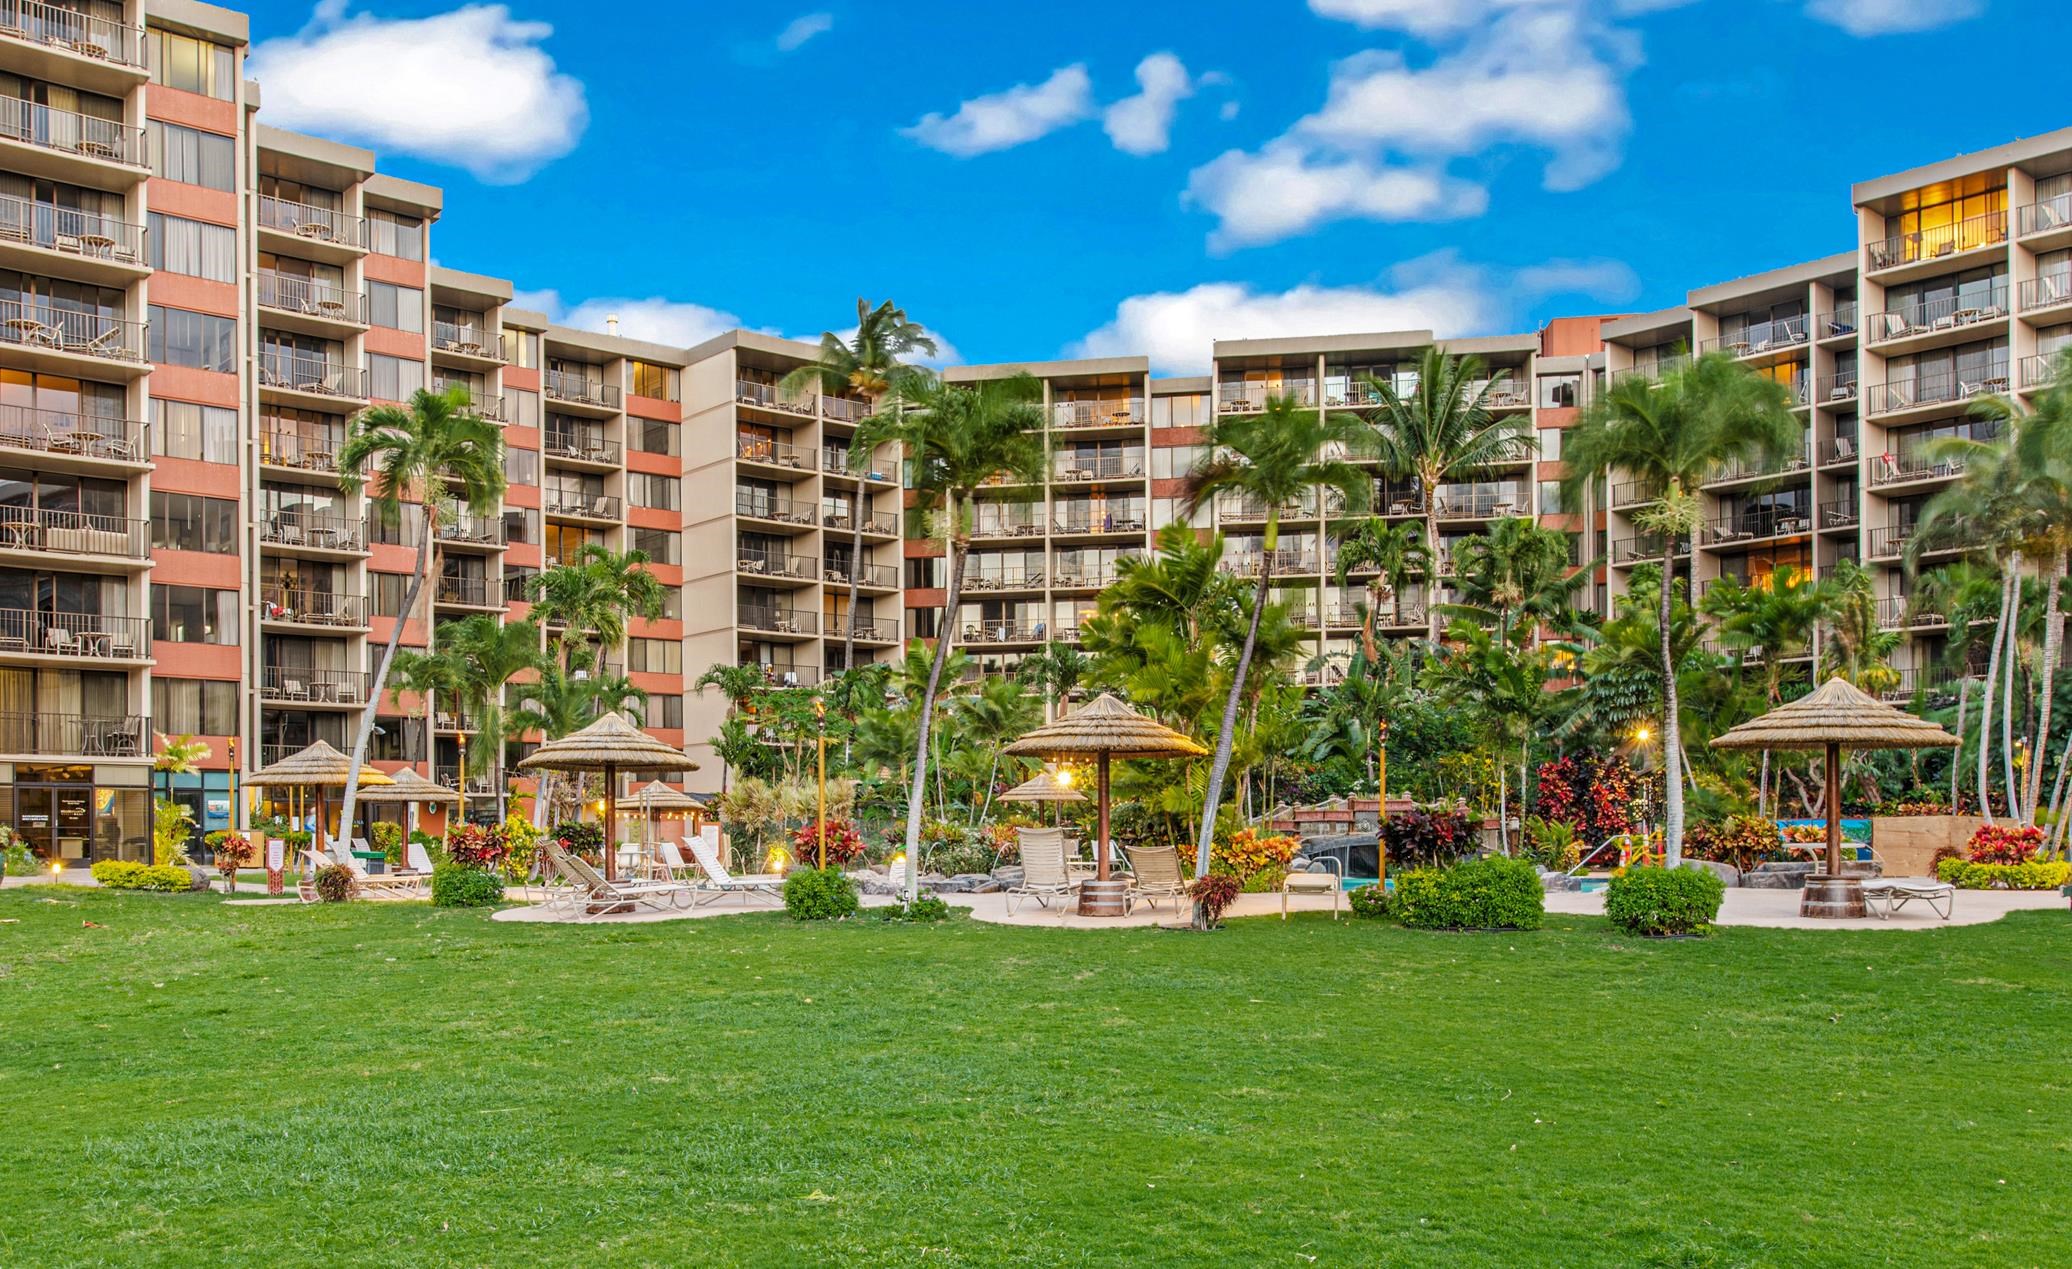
[1800,874,1867,919]
[1078,877,1130,917]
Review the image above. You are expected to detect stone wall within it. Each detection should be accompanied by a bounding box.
[1871,815,1984,877]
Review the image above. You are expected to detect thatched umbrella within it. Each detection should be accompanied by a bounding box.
[629,779,704,844]
[1003,693,1207,885]
[1712,677,1957,917]
[1001,768,1086,829]
[242,742,394,860]
[518,712,699,880]
[355,765,462,840]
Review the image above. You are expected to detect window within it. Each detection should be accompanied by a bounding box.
[151,585,237,644]
[367,209,424,260]
[629,361,680,401]
[632,527,680,565]
[502,507,539,545]
[369,281,424,332]
[505,447,538,486]
[629,637,682,674]
[658,585,681,620]
[148,122,235,191]
[503,564,537,603]
[905,557,943,589]
[148,28,236,99]
[1536,374,1581,409]
[636,695,683,729]
[630,473,680,511]
[1149,394,1207,427]
[147,307,236,372]
[369,354,426,403]
[147,214,236,282]
[150,492,236,552]
[1152,445,1203,480]
[372,572,411,617]
[1537,427,1563,461]
[514,330,541,369]
[632,417,679,456]
[151,678,239,734]
[907,607,940,640]
[149,400,237,463]
[511,388,540,430]
[1537,480,1567,516]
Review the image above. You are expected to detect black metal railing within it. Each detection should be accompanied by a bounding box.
[1052,507,1146,534]
[544,371,618,409]
[822,560,899,589]
[0,506,147,558]
[543,492,621,520]
[1611,535,1690,563]
[738,607,818,635]
[432,322,503,359]
[0,404,143,462]
[435,514,506,546]
[736,493,817,526]
[259,667,371,705]
[0,1,146,67]
[0,711,145,756]
[822,508,900,536]
[0,608,147,658]
[259,587,369,626]
[259,509,364,552]
[1819,499,1859,529]
[1867,364,2010,416]
[1867,211,2007,271]
[957,620,1044,644]
[546,431,623,465]
[435,575,498,607]
[1703,507,1812,544]
[2019,274,2072,314]
[736,437,814,470]
[736,552,818,581]
[1702,315,1810,356]
[1052,398,1145,428]
[1865,287,2009,343]
[433,380,505,421]
[830,616,899,642]
[2018,195,2072,238]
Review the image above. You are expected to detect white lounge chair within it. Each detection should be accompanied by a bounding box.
[541,840,691,919]
[327,839,425,899]
[1006,827,1077,914]
[1126,844,1189,914]
[1861,877,1954,920]
[1280,857,1343,920]
[684,836,784,906]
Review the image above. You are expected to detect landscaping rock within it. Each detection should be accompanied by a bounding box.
[991,866,1024,888]
[1746,861,1812,889]
[1539,869,1582,892]
[952,873,999,893]
[1681,860,1741,888]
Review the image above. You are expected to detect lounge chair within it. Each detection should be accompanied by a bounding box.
[684,836,784,906]
[327,839,425,899]
[1006,827,1077,914]
[1127,844,1189,914]
[1861,877,1954,920]
[1280,857,1343,920]
[540,840,690,919]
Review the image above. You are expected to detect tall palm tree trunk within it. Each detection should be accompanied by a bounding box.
[902,534,969,905]
[1978,567,2011,822]
[342,504,434,838]
[2027,552,2063,823]
[1658,543,1685,867]
[2002,551,2024,820]
[1194,558,1271,928]
[1950,678,1967,810]
[844,504,864,672]
[1423,479,1441,644]
[1360,580,1380,662]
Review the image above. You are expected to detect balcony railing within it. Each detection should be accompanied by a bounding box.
[1434,487,1525,518]
[1052,398,1145,429]
[544,492,621,520]
[1052,561,1133,588]
[1219,497,1313,524]
[1221,550,1318,577]
[1866,364,2009,416]
[1817,371,1858,405]
[1870,447,1971,487]
[1867,211,2008,271]
[1702,315,1810,356]
[736,552,818,581]
[1865,287,2009,343]
[822,560,899,589]
[257,270,366,324]
[2021,354,2064,390]
[0,608,146,658]
[258,352,368,400]
[1819,499,1859,530]
[1707,444,1814,484]
[0,403,143,462]
[259,667,371,706]
[735,379,813,415]
[957,620,1045,645]
[544,371,618,409]
[545,431,622,465]
[1818,435,1859,465]
[822,508,900,536]
[736,493,817,527]
[820,447,895,481]
[435,513,506,546]
[1054,453,1145,483]
[2019,274,2071,314]
[432,322,503,359]
[1704,507,1812,544]
[0,98,144,166]
[965,566,1048,591]
[821,394,872,423]
[1819,303,1858,340]
[2017,194,2072,238]
[432,380,505,421]
[830,616,898,642]
[258,428,343,472]
[259,587,369,627]
[1052,508,1146,534]
[1217,380,1316,413]
[738,607,818,635]
[1874,596,1945,630]
[257,197,367,249]
[259,509,364,552]
[0,193,145,263]
[736,437,815,470]
[743,662,818,688]
[435,575,499,607]
[0,506,146,558]
[972,514,1046,539]
[0,1,146,66]
[0,711,144,756]
[1611,535,1690,563]
[1,298,145,361]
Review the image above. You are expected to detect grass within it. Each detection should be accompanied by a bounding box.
[0,888,2066,1266]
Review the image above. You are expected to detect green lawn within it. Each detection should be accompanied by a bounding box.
[0,889,2066,1266]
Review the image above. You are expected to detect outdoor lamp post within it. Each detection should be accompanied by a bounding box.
[1375,719,1389,884]
[455,731,469,828]
[813,696,828,867]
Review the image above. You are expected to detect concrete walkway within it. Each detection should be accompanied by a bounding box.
[1548,883,2065,930]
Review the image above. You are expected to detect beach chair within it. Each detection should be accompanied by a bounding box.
[326,839,425,899]
[542,840,692,919]
[1006,827,1077,914]
[684,836,785,906]
[1280,857,1343,920]
[1126,845,1190,914]
[1860,877,1954,920]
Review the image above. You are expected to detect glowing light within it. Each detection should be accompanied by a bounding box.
[1054,767,1074,788]
[766,847,791,873]
[50,862,63,876]
[892,851,907,865]
[1633,726,1652,744]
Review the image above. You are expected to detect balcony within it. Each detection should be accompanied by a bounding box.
[1867,526,1926,560]
[735,379,815,416]
[0,711,144,757]
[1219,497,1314,525]
[0,194,145,278]
[435,514,507,548]
[0,403,143,466]
[743,662,818,688]
[1434,487,1524,519]
[1053,452,1145,484]
[0,2,146,69]
[2019,274,2072,317]
[1221,549,1318,577]
[1863,287,2009,350]
[972,513,1047,540]
[820,447,895,483]
[1611,535,1690,564]
[432,322,504,361]
[1879,666,1958,704]
[1703,506,1812,546]
[258,509,365,554]
[736,437,816,473]
[433,379,506,421]
[259,667,370,707]
[1866,365,2009,418]
[258,428,344,474]
[736,551,818,584]
[1474,381,1533,411]
[822,508,900,537]
[2021,354,2063,390]
[738,606,818,637]
[258,352,369,402]
[1819,499,1859,531]
[1867,210,2008,276]
[956,620,1045,645]
[433,711,479,734]
[965,565,1047,592]
[1875,595,1946,631]
[1701,315,1810,358]
[545,431,622,467]
[823,560,899,590]
[0,298,144,365]
[1869,447,1969,488]
[0,608,146,660]
[2017,193,2072,243]
[0,98,145,177]
[260,587,369,628]
[1218,380,1316,414]
[1707,446,1813,487]
[1052,398,1145,429]
[829,616,899,644]
[257,270,366,327]
[0,507,146,560]
[821,395,872,424]
[544,371,618,411]
[735,492,818,530]
[1052,508,1146,536]
[256,197,366,252]
[1818,303,1858,341]
[434,575,501,609]
[543,492,621,522]
[1818,435,1859,466]
[1817,371,1858,405]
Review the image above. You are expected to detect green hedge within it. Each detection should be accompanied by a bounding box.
[1347,883,1390,920]
[89,860,194,892]
[1391,856,1543,931]
[783,865,859,921]
[431,864,505,908]
[1604,865,1725,936]
[1935,858,2071,890]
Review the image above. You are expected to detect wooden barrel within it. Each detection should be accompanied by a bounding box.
[1800,875,1867,919]
[1078,878,1130,918]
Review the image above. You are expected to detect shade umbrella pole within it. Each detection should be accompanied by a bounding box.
[1826,741,1842,879]
[604,763,617,882]
[1096,752,1111,883]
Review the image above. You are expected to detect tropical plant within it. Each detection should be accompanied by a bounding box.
[335,384,504,834]
[151,798,194,868]
[1990,347,2072,821]
[152,733,211,809]
[1562,351,1800,864]
[1014,641,1088,708]
[439,614,544,819]
[527,544,665,673]
[1444,517,1586,644]
[1331,518,1430,659]
[1700,565,1833,813]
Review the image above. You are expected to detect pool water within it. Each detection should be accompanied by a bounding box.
[1578,878,1610,893]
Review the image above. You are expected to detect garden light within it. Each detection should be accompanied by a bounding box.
[1633,725,1651,744]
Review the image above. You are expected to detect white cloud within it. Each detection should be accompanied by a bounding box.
[516,290,752,348]
[1514,258,1641,302]
[1803,0,1981,35]
[1309,0,1693,35]
[1219,100,1241,122]
[1186,142,1487,252]
[248,3,586,184]
[902,65,1096,157]
[1102,53,1195,156]
[775,11,833,52]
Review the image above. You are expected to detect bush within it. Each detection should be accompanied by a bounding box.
[1936,858,2071,890]
[874,894,952,923]
[1535,754,1641,847]
[1215,827,1300,885]
[1520,816,1578,871]
[500,816,542,881]
[370,821,405,866]
[1967,823,2046,865]
[151,798,194,867]
[552,821,604,860]
[89,859,194,892]
[209,833,256,886]
[1683,815,1786,873]
[1391,856,1544,931]
[1,826,38,876]
[791,817,867,868]
[431,863,506,907]
[1383,805,1478,870]
[444,822,509,872]
[313,863,356,903]
[1189,872,1242,925]
[1347,883,1390,920]
[1604,865,1726,937]
[783,865,859,920]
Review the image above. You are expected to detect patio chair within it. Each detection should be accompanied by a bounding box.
[683,836,784,906]
[1006,827,1077,914]
[1280,857,1343,920]
[1860,877,1954,920]
[327,839,426,899]
[542,840,692,919]
[1126,844,1189,914]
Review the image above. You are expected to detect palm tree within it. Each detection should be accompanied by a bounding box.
[1331,518,1429,660]
[1700,566,1833,815]
[1911,560,2000,808]
[1014,640,1088,711]
[1820,561,1902,697]
[441,614,543,820]
[528,544,665,673]
[1181,394,1372,923]
[1445,517,1586,645]
[334,384,504,836]
[866,372,1047,902]
[1995,348,2072,819]
[953,675,1042,824]
[781,299,936,671]
[695,662,770,793]
[385,644,465,787]
[1561,352,1799,864]
[1362,348,1534,642]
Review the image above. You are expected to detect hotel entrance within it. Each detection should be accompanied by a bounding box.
[2,764,150,866]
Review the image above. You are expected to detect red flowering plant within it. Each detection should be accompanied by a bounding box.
[444,822,510,872]
[1967,823,2046,865]
[1383,804,1476,869]
[1189,872,1243,926]
[791,817,866,868]
[1534,754,1640,848]
[1682,816,1785,872]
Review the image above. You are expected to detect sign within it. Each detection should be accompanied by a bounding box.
[266,838,284,871]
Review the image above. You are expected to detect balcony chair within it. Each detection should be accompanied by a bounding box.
[44,625,78,656]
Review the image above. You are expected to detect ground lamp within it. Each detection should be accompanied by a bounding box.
[519,712,699,881]
[1711,677,1957,918]
[1003,693,1207,916]
[239,741,394,872]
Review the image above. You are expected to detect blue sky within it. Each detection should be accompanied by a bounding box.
[248,1,2065,373]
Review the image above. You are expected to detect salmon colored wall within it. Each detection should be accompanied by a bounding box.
[151,642,239,678]
[364,326,424,359]
[149,273,237,317]
[1539,316,1616,358]
[144,85,237,134]
[363,255,426,287]
[626,395,681,420]
[148,366,238,408]
[149,547,238,588]
[149,455,240,498]
[145,180,237,226]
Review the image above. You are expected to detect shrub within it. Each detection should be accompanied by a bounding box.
[313,864,356,903]
[1391,856,1544,931]
[922,833,996,878]
[2,826,39,876]
[1535,754,1641,846]
[370,821,405,866]
[552,820,605,860]
[1936,858,2071,890]
[1520,816,1578,871]
[791,817,867,868]
[875,894,952,923]
[499,816,542,881]
[1683,815,1785,873]
[444,822,509,872]
[1347,883,1390,920]
[1189,872,1242,925]
[1240,865,1289,894]
[431,862,506,907]
[209,833,256,886]
[1383,805,1478,869]
[89,859,194,892]
[783,865,859,920]
[1604,865,1726,937]
[151,798,194,867]
[1215,827,1300,884]
[1967,823,2046,865]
